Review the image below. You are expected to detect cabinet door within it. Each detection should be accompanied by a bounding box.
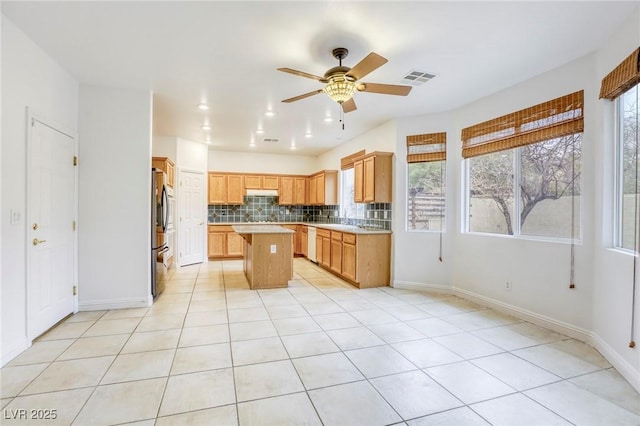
[227,232,244,257]
[321,237,331,268]
[301,229,308,257]
[330,239,342,274]
[244,175,261,189]
[354,160,364,202]
[316,173,325,205]
[316,235,323,263]
[294,177,307,205]
[342,243,357,281]
[208,232,226,258]
[309,176,318,205]
[166,161,175,188]
[227,175,244,204]
[263,175,279,189]
[363,157,376,202]
[279,177,294,205]
[208,174,226,204]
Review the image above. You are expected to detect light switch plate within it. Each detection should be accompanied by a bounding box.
[270,244,276,253]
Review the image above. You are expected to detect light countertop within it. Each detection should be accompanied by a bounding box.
[232,224,295,234]
[212,222,391,235]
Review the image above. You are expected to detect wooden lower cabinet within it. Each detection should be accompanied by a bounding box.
[208,225,244,258]
[313,230,390,288]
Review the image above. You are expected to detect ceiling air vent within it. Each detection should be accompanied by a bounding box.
[263,138,279,143]
[401,70,436,86]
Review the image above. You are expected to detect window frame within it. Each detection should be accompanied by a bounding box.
[405,159,446,233]
[463,137,583,243]
[614,83,639,252]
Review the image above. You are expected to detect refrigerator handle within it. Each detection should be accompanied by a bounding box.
[161,185,168,232]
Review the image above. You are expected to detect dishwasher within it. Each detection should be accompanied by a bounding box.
[307,226,317,263]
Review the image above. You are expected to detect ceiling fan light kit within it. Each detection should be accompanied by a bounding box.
[278,47,412,114]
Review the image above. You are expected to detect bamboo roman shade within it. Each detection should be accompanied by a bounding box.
[461,91,584,158]
[340,149,366,170]
[599,47,640,100]
[406,132,447,163]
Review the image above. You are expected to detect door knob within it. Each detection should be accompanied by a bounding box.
[32,238,47,246]
[199,222,204,225]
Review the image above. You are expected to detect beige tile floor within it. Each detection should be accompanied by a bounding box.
[2,258,639,426]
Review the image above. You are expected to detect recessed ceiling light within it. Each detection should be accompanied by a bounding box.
[305,132,312,138]
[197,103,209,110]
[290,145,297,150]
[323,117,333,123]
[256,129,264,134]
[264,110,276,117]
[201,124,211,131]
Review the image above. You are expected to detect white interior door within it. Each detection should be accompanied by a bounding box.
[28,117,76,338]
[179,170,205,266]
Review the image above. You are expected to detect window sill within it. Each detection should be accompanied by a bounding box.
[463,231,583,245]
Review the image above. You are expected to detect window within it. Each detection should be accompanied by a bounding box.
[340,168,364,219]
[406,132,447,232]
[408,161,445,231]
[616,83,639,250]
[463,91,583,239]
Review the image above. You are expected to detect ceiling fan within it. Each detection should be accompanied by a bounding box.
[278,47,412,113]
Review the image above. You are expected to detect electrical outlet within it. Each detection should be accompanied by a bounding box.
[505,281,512,291]
[10,209,21,225]
[270,244,276,254]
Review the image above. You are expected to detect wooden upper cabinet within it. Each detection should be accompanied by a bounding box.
[244,175,261,189]
[294,177,307,205]
[354,160,364,202]
[152,157,175,187]
[244,174,279,190]
[208,173,244,204]
[227,175,245,204]
[278,177,295,205]
[208,174,226,204]
[308,171,338,205]
[263,175,279,189]
[353,152,393,203]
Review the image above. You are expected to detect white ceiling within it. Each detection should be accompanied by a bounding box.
[2,1,635,156]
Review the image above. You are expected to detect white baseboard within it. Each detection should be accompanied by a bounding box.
[79,297,151,311]
[393,280,453,294]
[453,287,592,343]
[591,333,640,393]
[1,337,30,367]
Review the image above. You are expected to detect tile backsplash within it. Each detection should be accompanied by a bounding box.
[208,196,392,230]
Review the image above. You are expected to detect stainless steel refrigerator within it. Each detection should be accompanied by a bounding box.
[151,168,169,297]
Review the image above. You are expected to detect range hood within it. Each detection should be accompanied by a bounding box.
[246,189,278,196]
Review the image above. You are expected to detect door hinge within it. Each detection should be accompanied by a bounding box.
[73,156,78,166]
[72,220,76,231]
[72,286,77,296]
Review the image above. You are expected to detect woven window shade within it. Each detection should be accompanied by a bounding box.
[461,91,584,158]
[340,149,366,170]
[406,132,447,163]
[600,47,640,100]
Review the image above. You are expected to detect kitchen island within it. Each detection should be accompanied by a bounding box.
[232,224,295,289]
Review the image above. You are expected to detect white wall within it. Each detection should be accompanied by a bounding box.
[152,136,177,162]
[316,120,397,171]
[449,53,596,334]
[78,86,153,310]
[177,137,207,172]
[591,7,640,388]
[394,112,454,289]
[1,15,79,365]
[208,150,318,175]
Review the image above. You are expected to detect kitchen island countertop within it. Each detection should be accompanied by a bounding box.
[231,224,295,234]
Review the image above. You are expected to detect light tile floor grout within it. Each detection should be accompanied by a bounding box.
[1,258,638,426]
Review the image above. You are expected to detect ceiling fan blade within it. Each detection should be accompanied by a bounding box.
[342,98,357,113]
[357,82,412,96]
[277,67,325,81]
[346,52,388,81]
[281,90,324,103]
